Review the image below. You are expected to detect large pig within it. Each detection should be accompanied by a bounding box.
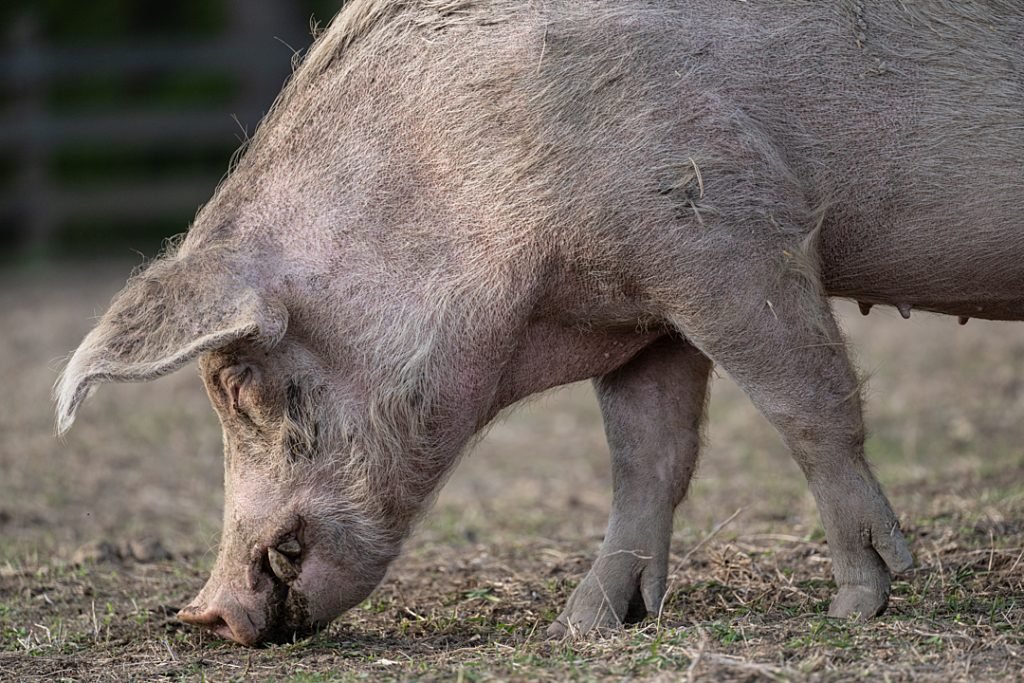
[55,0,1022,645]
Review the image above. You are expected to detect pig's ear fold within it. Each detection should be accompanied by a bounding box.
[54,253,288,435]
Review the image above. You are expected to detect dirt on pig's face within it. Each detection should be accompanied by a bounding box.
[176,343,404,645]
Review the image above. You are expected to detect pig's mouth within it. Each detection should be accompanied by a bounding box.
[258,531,321,643]
[177,540,320,646]
[177,517,393,645]
[262,586,318,644]
[178,579,318,646]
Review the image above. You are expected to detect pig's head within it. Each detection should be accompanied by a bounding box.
[55,250,419,645]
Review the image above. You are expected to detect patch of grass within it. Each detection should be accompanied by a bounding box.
[285,674,346,683]
[786,618,855,650]
[707,621,746,646]
[2,270,1023,681]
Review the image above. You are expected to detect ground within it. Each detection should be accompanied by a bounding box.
[1,262,1021,682]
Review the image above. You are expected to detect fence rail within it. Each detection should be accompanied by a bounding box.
[0,2,308,255]
[0,41,290,85]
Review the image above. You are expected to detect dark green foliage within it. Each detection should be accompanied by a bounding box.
[47,72,238,112]
[1,0,341,260]
[20,0,227,42]
[50,143,238,185]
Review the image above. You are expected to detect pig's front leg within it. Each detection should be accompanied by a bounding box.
[547,337,711,637]
[669,264,914,620]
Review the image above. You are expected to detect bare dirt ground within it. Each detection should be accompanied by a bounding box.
[1,262,1022,682]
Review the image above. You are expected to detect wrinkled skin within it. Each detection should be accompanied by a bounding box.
[177,344,400,644]
[56,0,1022,644]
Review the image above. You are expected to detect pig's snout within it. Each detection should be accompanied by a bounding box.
[176,521,390,645]
[177,574,313,646]
[178,588,270,646]
[178,598,262,646]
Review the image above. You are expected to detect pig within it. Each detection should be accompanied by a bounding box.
[55,0,1022,645]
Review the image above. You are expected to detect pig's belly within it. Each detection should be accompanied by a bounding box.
[823,264,1024,325]
[821,245,1024,322]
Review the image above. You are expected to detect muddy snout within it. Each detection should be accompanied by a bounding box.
[177,569,316,646]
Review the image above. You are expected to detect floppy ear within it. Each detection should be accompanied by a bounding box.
[54,252,288,434]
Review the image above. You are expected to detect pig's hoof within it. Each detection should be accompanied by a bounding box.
[546,568,652,639]
[827,509,912,620]
[545,605,621,639]
[545,593,625,639]
[546,606,621,640]
[545,619,569,639]
[828,584,889,620]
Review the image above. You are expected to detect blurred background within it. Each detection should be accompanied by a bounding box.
[1,0,343,262]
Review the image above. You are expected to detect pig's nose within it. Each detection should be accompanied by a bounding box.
[178,599,262,646]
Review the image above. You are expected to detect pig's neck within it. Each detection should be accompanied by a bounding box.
[376,266,662,530]
[316,241,662,532]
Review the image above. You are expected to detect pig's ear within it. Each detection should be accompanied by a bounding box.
[54,253,288,435]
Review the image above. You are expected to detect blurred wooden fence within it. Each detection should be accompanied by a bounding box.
[0,0,310,256]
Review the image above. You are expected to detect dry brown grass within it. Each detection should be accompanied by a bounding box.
[1,262,1021,681]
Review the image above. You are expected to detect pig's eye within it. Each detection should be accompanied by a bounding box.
[283,380,321,461]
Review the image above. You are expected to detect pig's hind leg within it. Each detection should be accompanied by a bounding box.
[547,336,711,638]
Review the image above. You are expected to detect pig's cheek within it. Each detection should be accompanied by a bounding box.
[292,555,348,623]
